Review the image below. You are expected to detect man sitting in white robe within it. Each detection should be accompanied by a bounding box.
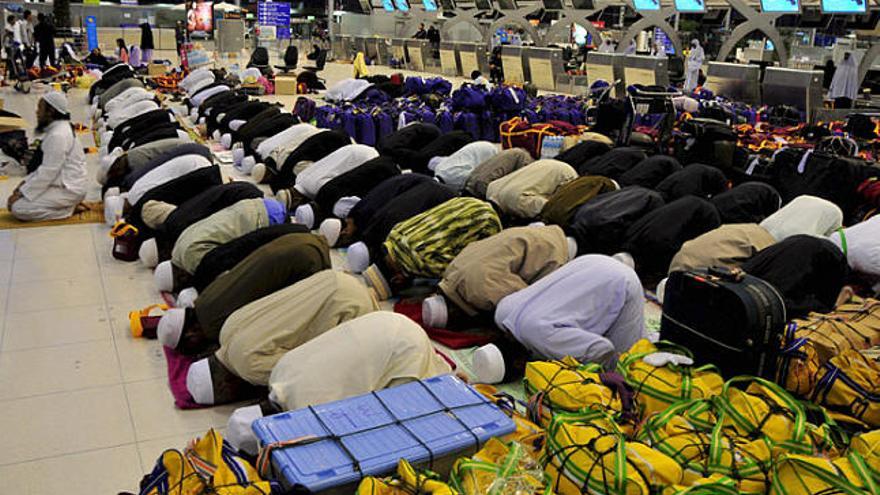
[7,92,88,221]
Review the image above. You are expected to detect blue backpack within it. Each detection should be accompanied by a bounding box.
[355,111,376,146]
[425,78,453,96]
[341,108,358,140]
[481,110,499,142]
[489,86,527,113]
[373,110,395,141]
[452,85,487,111]
[315,105,342,130]
[454,111,481,140]
[405,77,426,95]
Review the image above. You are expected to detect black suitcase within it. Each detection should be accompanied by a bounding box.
[660,266,787,379]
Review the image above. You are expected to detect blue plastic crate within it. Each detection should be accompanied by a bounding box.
[252,374,516,494]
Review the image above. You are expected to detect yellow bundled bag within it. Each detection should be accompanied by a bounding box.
[639,400,773,494]
[524,358,622,427]
[660,474,738,495]
[141,429,272,495]
[810,349,880,428]
[769,453,879,495]
[777,298,880,397]
[616,340,723,419]
[473,384,545,458]
[450,438,550,495]
[357,459,456,495]
[544,411,683,495]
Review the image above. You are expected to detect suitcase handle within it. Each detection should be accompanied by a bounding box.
[707,265,745,282]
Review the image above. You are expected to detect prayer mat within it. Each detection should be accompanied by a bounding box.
[0,201,104,229]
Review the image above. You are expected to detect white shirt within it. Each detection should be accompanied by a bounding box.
[255,123,317,160]
[14,19,32,46]
[294,144,379,198]
[127,154,212,206]
[20,120,88,201]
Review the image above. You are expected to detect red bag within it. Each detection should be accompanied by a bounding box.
[109,222,142,262]
[499,117,578,159]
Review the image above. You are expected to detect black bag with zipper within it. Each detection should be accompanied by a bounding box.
[660,266,787,379]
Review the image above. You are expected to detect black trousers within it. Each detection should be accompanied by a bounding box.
[38,43,55,67]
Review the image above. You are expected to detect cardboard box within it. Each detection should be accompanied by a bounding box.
[148,63,167,76]
[275,75,297,95]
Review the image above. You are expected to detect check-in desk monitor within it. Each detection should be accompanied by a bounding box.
[763,67,824,122]
[705,62,761,105]
[623,55,669,88]
[586,51,625,97]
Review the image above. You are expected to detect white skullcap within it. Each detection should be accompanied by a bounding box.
[226,405,264,456]
[177,287,199,308]
[158,308,186,348]
[473,344,505,384]
[566,237,578,262]
[656,277,668,304]
[346,242,370,273]
[294,204,315,229]
[251,163,268,182]
[319,218,342,247]
[229,120,246,131]
[138,238,159,268]
[189,108,198,120]
[612,252,635,269]
[240,156,256,174]
[422,295,448,328]
[104,186,121,199]
[154,260,174,292]
[198,117,206,125]
[212,129,221,141]
[528,221,546,228]
[610,179,621,190]
[186,358,214,405]
[42,91,69,115]
[220,133,232,149]
[332,196,361,219]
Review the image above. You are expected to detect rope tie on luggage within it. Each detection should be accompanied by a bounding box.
[255,382,485,479]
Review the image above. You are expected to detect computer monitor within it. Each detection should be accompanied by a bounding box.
[761,0,799,13]
[820,0,866,13]
[674,0,705,13]
[633,0,661,11]
[382,0,395,11]
[394,0,410,11]
[423,0,438,10]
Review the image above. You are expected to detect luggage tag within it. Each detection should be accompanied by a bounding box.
[642,352,694,368]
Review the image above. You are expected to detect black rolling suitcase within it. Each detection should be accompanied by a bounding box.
[660,266,787,379]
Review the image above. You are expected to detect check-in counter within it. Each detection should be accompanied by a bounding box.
[390,38,409,66]
[586,52,625,98]
[456,42,490,77]
[406,39,430,71]
[556,73,572,94]
[705,62,761,105]
[439,41,461,77]
[623,55,669,87]
[332,35,354,62]
[501,45,530,85]
[763,67,824,122]
[571,75,591,95]
[352,36,368,58]
[526,47,564,90]
[364,38,388,66]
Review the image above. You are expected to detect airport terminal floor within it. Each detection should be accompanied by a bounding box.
[1,44,880,495]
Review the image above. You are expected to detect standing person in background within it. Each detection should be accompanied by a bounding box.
[829,52,859,109]
[14,10,35,67]
[4,15,16,62]
[683,38,704,93]
[34,13,56,68]
[427,24,440,51]
[413,23,427,39]
[624,39,636,55]
[116,38,129,64]
[140,22,154,64]
[598,38,615,53]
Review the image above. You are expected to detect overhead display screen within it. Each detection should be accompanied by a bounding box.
[633,0,661,11]
[674,0,705,12]
[820,0,866,13]
[382,0,395,11]
[394,0,410,10]
[761,0,800,12]
[423,0,438,10]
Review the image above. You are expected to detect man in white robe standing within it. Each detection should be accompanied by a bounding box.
[829,52,859,108]
[8,92,88,221]
[684,39,704,93]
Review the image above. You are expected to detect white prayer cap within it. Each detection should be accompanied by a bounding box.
[154,261,174,292]
[177,287,199,308]
[158,308,186,348]
[226,405,264,456]
[104,195,125,226]
[332,196,360,219]
[42,91,69,115]
[294,204,316,229]
[473,344,505,384]
[212,129,221,141]
[612,252,635,269]
[656,277,668,304]
[138,238,159,268]
[566,237,578,262]
[232,147,245,165]
[186,358,214,405]
[422,295,448,328]
[319,218,342,247]
[346,241,370,273]
[220,133,232,149]
[240,156,256,174]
